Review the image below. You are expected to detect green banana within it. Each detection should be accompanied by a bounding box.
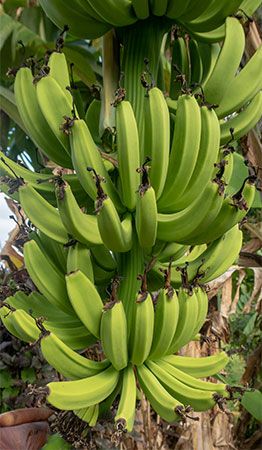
[115,365,137,431]
[146,360,217,411]
[160,351,229,378]
[70,119,122,210]
[116,100,140,210]
[47,365,120,410]
[36,74,75,155]
[39,0,111,38]
[24,240,74,315]
[67,242,94,282]
[136,364,182,423]
[41,332,109,380]
[215,44,262,119]
[158,95,201,212]
[203,17,245,105]
[143,87,170,199]
[100,300,128,371]
[14,67,72,168]
[132,0,150,19]
[220,91,262,145]
[168,287,199,354]
[19,183,68,245]
[129,289,154,366]
[55,180,102,246]
[158,359,227,394]
[66,270,104,338]
[149,284,180,360]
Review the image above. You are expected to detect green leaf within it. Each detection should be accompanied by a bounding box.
[21,367,36,383]
[241,390,262,421]
[42,433,72,449]
[63,46,97,86]
[2,386,20,400]
[0,11,16,51]
[0,85,26,132]
[243,313,258,336]
[0,369,13,388]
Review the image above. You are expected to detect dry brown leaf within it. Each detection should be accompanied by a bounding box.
[221,277,233,317]
[245,20,262,56]
[229,269,246,315]
[243,267,262,313]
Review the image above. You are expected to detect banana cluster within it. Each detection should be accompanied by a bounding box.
[0,246,230,430]
[39,0,258,41]
[0,8,261,432]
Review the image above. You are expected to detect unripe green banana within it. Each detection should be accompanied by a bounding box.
[47,365,120,410]
[100,300,128,371]
[66,270,104,338]
[143,87,170,199]
[129,289,154,366]
[115,364,137,431]
[116,99,140,211]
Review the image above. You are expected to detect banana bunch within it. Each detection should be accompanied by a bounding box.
[168,18,262,126]
[2,1,262,433]
[38,0,257,42]
[0,260,230,429]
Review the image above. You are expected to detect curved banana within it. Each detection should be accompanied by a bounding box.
[36,74,75,155]
[70,119,122,210]
[215,44,262,119]
[170,105,220,212]
[116,100,140,210]
[136,364,182,423]
[203,17,245,106]
[24,240,73,315]
[19,183,68,245]
[149,286,180,360]
[55,180,102,246]
[47,51,71,102]
[143,87,170,199]
[135,160,157,249]
[47,365,120,410]
[67,242,94,282]
[100,301,128,371]
[192,179,256,244]
[220,91,262,145]
[115,365,137,431]
[149,0,168,16]
[90,245,117,272]
[39,0,111,39]
[168,287,199,354]
[85,0,136,27]
[66,270,103,338]
[14,67,72,168]
[41,332,109,380]
[185,0,243,33]
[160,351,229,378]
[158,95,201,212]
[157,181,222,244]
[169,37,190,99]
[97,195,133,252]
[146,360,217,411]
[129,290,154,366]
[158,359,227,395]
[132,0,150,19]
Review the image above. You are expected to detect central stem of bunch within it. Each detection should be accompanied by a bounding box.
[118,17,170,135]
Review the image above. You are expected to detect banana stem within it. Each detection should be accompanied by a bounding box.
[100,29,120,134]
[117,231,144,338]
[118,17,171,137]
